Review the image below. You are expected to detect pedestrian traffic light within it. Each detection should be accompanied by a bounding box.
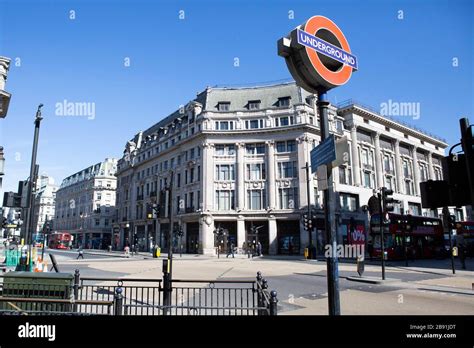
[134,233,138,245]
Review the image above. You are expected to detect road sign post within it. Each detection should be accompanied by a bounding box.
[279,15,357,315]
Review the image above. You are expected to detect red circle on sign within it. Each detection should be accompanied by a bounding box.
[303,16,353,86]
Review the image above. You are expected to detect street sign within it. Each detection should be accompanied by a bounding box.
[357,257,365,276]
[278,15,358,93]
[316,165,328,190]
[310,135,336,173]
[333,136,350,168]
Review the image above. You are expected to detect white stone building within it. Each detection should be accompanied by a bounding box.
[114,82,461,255]
[54,158,118,249]
[31,174,58,234]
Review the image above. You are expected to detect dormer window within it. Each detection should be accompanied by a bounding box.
[218,102,230,111]
[278,97,291,108]
[248,100,261,110]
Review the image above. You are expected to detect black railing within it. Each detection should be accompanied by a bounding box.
[0,271,277,316]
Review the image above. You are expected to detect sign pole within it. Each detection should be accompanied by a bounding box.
[318,92,340,315]
[442,206,456,274]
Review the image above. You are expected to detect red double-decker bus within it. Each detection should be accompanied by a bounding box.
[455,221,474,257]
[370,213,444,260]
[48,232,73,250]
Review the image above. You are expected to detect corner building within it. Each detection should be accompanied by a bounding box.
[115,82,453,255]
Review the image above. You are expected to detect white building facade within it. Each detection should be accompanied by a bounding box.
[54,158,118,249]
[114,82,460,255]
[31,175,58,234]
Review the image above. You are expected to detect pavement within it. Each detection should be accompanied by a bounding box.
[2,244,473,314]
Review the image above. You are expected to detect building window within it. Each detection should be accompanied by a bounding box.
[215,144,236,156]
[215,121,234,130]
[245,119,264,129]
[338,165,352,185]
[248,100,261,110]
[246,143,265,155]
[190,168,195,183]
[217,102,230,111]
[215,190,235,210]
[419,163,429,182]
[405,180,414,195]
[339,193,359,212]
[278,188,299,209]
[247,189,266,210]
[408,202,421,216]
[363,171,373,189]
[278,161,298,179]
[403,159,413,178]
[276,140,296,153]
[215,164,235,181]
[95,218,100,226]
[275,116,295,127]
[434,167,442,180]
[278,97,291,107]
[246,163,266,180]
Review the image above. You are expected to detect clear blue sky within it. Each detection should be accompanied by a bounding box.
[0,0,472,193]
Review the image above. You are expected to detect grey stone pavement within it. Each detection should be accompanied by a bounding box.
[2,245,473,315]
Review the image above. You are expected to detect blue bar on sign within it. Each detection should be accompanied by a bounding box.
[297,29,358,70]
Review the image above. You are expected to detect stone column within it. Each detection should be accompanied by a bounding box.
[237,216,246,252]
[266,141,276,209]
[200,215,215,255]
[350,125,361,186]
[268,217,277,255]
[202,142,214,211]
[394,139,404,194]
[373,133,383,189]
[412,146,420,196]
[427,152,435,180]
[236,142,246,210]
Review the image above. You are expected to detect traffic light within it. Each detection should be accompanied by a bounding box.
[146,203,153,219]
[13,209,21,221]
[1,217,7,229]
[303,214,310,231]
[448,215,456,230]
[134,233,138,245]
[381,187,395,213]
[152,203,160,218]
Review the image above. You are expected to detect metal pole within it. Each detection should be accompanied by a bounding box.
[305,162,313,258]
[318,92,340,315]
[23,105,43,249]
[167,170,174,282]
[460,118,474,213]
[378,192,386,280]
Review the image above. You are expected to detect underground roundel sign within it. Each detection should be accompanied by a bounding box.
[278,15,358,93]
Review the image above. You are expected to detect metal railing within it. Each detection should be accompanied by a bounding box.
[0,270,277,316]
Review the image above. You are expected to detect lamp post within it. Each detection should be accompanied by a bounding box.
[0,146,5,189]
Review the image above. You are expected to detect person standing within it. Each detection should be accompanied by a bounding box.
[77,246,84,259]
[257,241,263,257]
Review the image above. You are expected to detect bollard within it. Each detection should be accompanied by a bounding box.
[73,269,80,312]
[269,290,278,316]
[256,272,263,315]
[114,287,124,316]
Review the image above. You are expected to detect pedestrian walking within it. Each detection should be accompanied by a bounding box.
[77,246,84,259]
[227,242,235,258]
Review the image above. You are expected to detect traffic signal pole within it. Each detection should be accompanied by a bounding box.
[305,162,313,258]
[318,92,340,315]
[378,192,386,280]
